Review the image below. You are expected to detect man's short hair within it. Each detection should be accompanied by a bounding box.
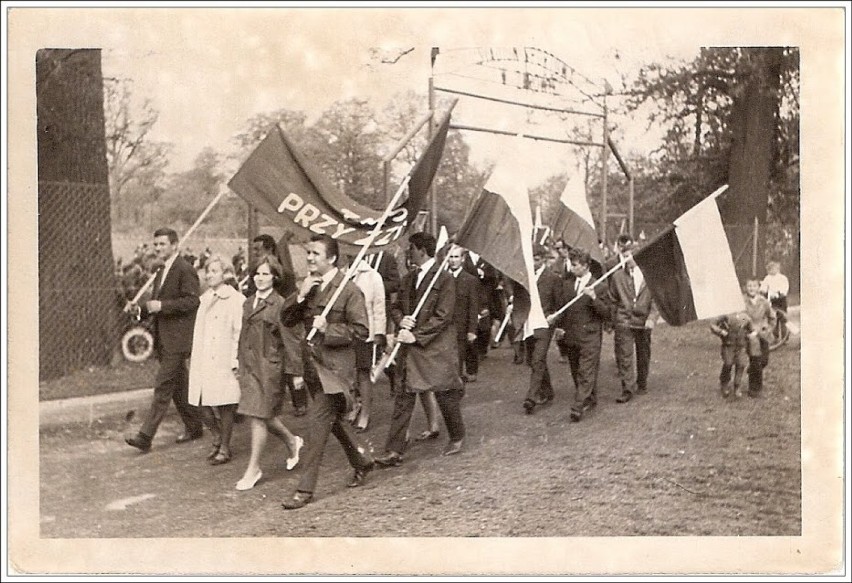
[309,234,339,265]
[568,247,591,266]
[253,234,277,254]
[532,244,549,258]
[409,232,437,258]
[616,234,634,248]
[153,228,178,244]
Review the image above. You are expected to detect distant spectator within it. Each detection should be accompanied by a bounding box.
[760,260,789,313]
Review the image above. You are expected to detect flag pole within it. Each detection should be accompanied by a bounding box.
[370,250,452,382]
[493,303,513,344]
[549,256,627,320]
[125,188,230,309]
[305,174,412,343]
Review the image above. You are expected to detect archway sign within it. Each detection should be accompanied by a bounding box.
[428,46,633,242]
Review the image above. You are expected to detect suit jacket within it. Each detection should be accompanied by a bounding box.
[391,263,462,392]
[608,265,658,328]
[451,269,480,339]
[145,254,200,355]
[556,274,609,345]
[538,269,564,316]
[280,270,369,394]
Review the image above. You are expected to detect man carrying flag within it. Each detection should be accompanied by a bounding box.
[454,153,550,413]
[554,247,611,421]
[374,232,466,467]
[279,234,375,510]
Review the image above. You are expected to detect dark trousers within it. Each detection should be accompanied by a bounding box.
[457,337,479,377]
[565,335,602,412]
[524,328,553,403]
[385,388,465,454]
[296,383,374,494]
[748,339,770,395]
[283,374,308,410]
[140,351,201,439]
[614,326,652,394]
[720,345,749,390]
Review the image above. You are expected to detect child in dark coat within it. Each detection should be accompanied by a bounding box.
[710,311,753,399]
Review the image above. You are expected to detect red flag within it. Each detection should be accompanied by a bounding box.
[550,174,604,269]
[228,113,451,254]
[633,185,743,325]
[455,163,548,335]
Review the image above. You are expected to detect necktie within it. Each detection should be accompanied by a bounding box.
[152,267,164,299]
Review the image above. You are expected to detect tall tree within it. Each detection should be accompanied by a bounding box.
[626,47,799,275]
[312,98,384,209]
[103,77,171,228]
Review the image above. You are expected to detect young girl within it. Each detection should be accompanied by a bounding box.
[187,255,243,465]
[235,257,304,491]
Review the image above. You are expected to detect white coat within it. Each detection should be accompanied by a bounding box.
[351,260,387,340]
[188,284,243,406]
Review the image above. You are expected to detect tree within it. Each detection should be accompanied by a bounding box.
[158,148,232,234]
[230,108,314,162]
[433,131,490,232]
[625,47,800,275]
[103,78,171,229]
[312,98,384,209]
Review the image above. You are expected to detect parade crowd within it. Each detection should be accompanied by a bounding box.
[122,226,787,509]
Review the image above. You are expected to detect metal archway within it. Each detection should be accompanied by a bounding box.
[427,46,633,241]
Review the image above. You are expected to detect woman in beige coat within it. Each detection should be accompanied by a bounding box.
[188,255,243,465]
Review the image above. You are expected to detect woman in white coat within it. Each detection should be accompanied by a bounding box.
[188,255,244,465]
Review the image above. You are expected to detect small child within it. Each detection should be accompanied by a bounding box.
[744,277,777,397]
[710,312,752,398]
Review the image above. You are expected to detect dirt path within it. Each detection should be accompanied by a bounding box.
[40,320,801,537]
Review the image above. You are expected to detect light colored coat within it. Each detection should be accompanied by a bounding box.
[187,284,243,406]
[351,260,387,339]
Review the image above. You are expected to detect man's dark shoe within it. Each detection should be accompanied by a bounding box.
[616,391,633,404]
[535,394,554,406]
[636,386,648,395]
[374,451,403,467]
[175,429,203,443]
[282,491,313,510]
[569,409,583,422]
[415,430,440,441]
[125,433,152,452]
[347,462,374,488]
[523,399,536,414]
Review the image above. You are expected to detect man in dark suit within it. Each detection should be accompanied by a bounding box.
[125,228,202,452]
[280,234,375,510]
[374,232,466,467]
[522,245,565,414]
[608,240,658,403]
[554,248,610,422]
[446,244,480,382]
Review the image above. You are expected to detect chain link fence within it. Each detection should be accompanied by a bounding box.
[39,181,121,381]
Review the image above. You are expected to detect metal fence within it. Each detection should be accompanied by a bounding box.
[39,181,120,381]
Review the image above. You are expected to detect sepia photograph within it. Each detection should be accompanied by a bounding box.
[4,1,848,577]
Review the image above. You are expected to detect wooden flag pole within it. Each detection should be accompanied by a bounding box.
[305,174,412,343]
[549,256,627,320]
[370,250,452,382]
[125,188,230,310]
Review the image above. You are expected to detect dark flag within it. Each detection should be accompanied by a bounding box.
[228,112,451,255]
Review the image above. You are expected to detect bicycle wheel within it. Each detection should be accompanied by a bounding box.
[121,326,154,363]
[767,310,790,352]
